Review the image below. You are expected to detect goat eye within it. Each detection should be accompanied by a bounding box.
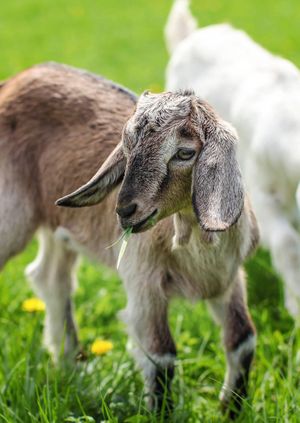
[175,148,196,161]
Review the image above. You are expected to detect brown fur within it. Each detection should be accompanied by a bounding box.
[224,270,256,352]
[0,62,136,266]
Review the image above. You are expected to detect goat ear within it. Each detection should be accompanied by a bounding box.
[192,102,244,231]
[56,143,126,207]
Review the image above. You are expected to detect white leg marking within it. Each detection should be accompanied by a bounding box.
[219,334,256,403]
[25,227,78,361]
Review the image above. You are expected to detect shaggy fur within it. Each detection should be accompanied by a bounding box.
[0,61,257,416]
[60,89,258,416]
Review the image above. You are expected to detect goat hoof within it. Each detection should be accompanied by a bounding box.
[147,394,174,419]
[220,392,247,420]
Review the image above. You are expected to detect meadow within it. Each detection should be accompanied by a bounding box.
[1,0,300,421]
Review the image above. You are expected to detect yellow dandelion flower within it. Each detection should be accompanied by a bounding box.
[91,339,113,355]
[22,297,46,312]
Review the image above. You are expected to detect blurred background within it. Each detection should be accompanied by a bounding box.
[2,0,300,91]
[1,0,300,421]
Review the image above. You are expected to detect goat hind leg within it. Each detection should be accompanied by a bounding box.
[25,227,79,361]
[248,164,300,318]
[269,222,300,318]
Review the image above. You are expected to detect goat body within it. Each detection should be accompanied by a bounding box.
[58,87,258,416]
[1,62,257,416]
[165,0,300,318]
[0,62,136,355]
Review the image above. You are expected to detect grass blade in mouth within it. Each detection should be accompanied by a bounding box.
[107,212,156,269]
[105,226,132,250]
[116,227,132,269]
[105,227,132,269]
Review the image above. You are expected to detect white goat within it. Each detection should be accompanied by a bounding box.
[165,0,300,319]
[1,62,257,416]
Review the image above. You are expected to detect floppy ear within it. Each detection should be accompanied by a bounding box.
[56,142,126,207]
[192,102,244,231]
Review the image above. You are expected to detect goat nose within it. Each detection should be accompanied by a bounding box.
[116,203,137,218]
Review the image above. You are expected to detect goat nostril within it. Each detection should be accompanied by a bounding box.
[116,203,137,218]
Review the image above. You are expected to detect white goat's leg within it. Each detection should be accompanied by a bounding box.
[25,227,79,361]
[270,222,300,318]
[251,184,300,318]
[120,274,176,412]
[207,269,256,418]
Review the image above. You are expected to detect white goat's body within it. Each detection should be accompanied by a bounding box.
[166,5,300,317]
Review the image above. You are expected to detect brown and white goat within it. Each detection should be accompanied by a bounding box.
[0,62,136,356]
[58,89,259,416]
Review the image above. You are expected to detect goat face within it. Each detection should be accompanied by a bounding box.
[57,91,244,232]
[116,91,201,232]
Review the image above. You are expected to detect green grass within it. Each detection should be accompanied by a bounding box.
[0,0,300,421]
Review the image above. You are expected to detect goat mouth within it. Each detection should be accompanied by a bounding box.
[131,209,158,233]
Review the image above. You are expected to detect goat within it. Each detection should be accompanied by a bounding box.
[0,62,136,359]
[165,0,300,319]
[58,89,258,416]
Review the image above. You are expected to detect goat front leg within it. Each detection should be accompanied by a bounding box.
[120,274,176,414]
[207,269,256,419]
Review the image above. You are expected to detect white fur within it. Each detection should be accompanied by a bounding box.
[25,228,78,360]
[220,335,256,403]
[165,0,300,318]
[137,352,175,383]
[164,0,197,54]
